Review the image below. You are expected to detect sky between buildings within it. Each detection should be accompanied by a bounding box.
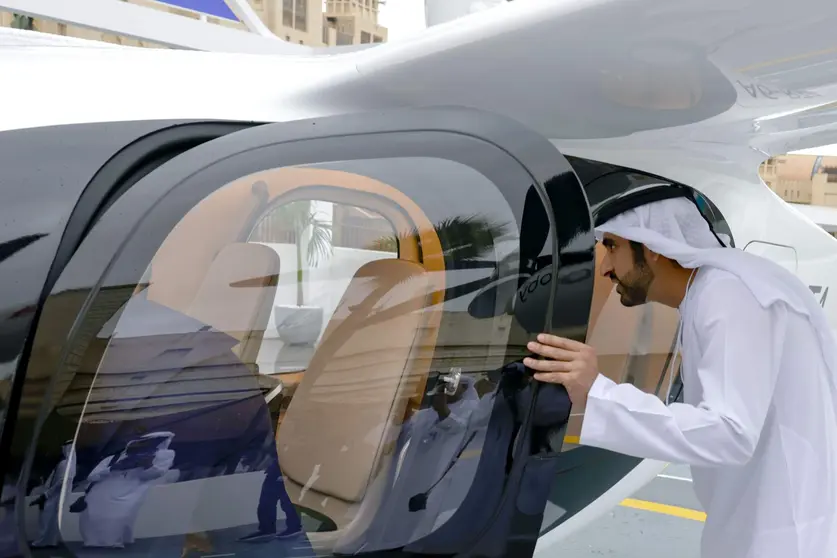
[794,145,837,156]
[377,0,426,40]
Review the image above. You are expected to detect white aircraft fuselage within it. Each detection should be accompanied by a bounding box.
[2,0,837,555]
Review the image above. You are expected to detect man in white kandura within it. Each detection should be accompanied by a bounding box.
[524,191,837,558]
[80,432,176,548]
[32,440,76,548]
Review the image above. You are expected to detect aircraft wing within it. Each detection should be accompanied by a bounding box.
[347,0,837,161]
[0,26,125,49]
[3,0,837,168]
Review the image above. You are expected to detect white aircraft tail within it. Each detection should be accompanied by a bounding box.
[424,0,507,27]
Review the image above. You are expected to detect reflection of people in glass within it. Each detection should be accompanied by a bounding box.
[31,440,76,548]
[421,376,496,532]
[79,432,175,548]
[237,448,302,543]
[405,361,572,555]
[345,375,479,552]
[0,481,17,557]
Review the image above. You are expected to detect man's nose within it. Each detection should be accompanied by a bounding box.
[600,256,614,278]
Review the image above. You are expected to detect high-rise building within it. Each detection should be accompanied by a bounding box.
[0,0,387,48]
[323,0,386,46]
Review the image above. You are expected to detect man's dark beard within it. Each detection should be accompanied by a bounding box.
[613,263,654,307]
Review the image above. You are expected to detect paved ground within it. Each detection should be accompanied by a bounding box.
[558,463,704,557]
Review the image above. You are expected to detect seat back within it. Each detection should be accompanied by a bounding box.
[187,243,280,369]
[277,259,432,509]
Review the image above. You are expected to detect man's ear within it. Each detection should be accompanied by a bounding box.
[643,245,660,262]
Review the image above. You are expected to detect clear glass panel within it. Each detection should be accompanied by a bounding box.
[0,356,19,439]
[568,179,732,452]
[294,0,307,31]
[568,244,682,450]
[743,240,798,272]
[42,158,539,557]
[283,0,294,27]
[246,200,398,375]
[336,31,352,45]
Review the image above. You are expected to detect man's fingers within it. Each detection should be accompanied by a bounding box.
[522,357,572,372]
[527,341,576,361]
[532,371,568,385]
[536,333,587,352]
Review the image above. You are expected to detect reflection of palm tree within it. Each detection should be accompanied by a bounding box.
[368,215,509,263]
[272,200,333,306]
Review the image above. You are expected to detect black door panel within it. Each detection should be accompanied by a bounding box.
[0,120,261,558]
[0,120,247,474]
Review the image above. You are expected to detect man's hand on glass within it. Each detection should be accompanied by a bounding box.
[524,333,599,408]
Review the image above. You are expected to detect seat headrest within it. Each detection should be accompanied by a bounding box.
[326,258,431,325]
[187,243,280,337]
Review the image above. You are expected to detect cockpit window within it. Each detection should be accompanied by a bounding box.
[17,155,556,557]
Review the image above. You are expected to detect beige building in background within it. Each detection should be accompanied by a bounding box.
[0,0,386,48]
[759,154,837,207]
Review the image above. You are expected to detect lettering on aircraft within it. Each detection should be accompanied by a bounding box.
[517,269,553,304]
[736,80,820,101]
[810,285,830,308]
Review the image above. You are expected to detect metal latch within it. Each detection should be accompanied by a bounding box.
[427,367,462,397]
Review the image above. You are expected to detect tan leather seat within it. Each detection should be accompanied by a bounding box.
[276,258,434,549]
[187,242,280,374]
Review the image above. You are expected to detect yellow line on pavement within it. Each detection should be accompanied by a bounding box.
[558,440,703,521]
[620,498,706,522]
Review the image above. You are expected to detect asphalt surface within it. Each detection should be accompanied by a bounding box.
[557,463,704,557]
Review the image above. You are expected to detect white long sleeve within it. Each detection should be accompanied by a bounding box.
[580,275,786,467]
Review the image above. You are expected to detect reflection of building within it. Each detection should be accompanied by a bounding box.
[331,205,394,249]
[0,0,386,47]
[759,154,837,238]
[250,202,395,250]
[759,154,837,206]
